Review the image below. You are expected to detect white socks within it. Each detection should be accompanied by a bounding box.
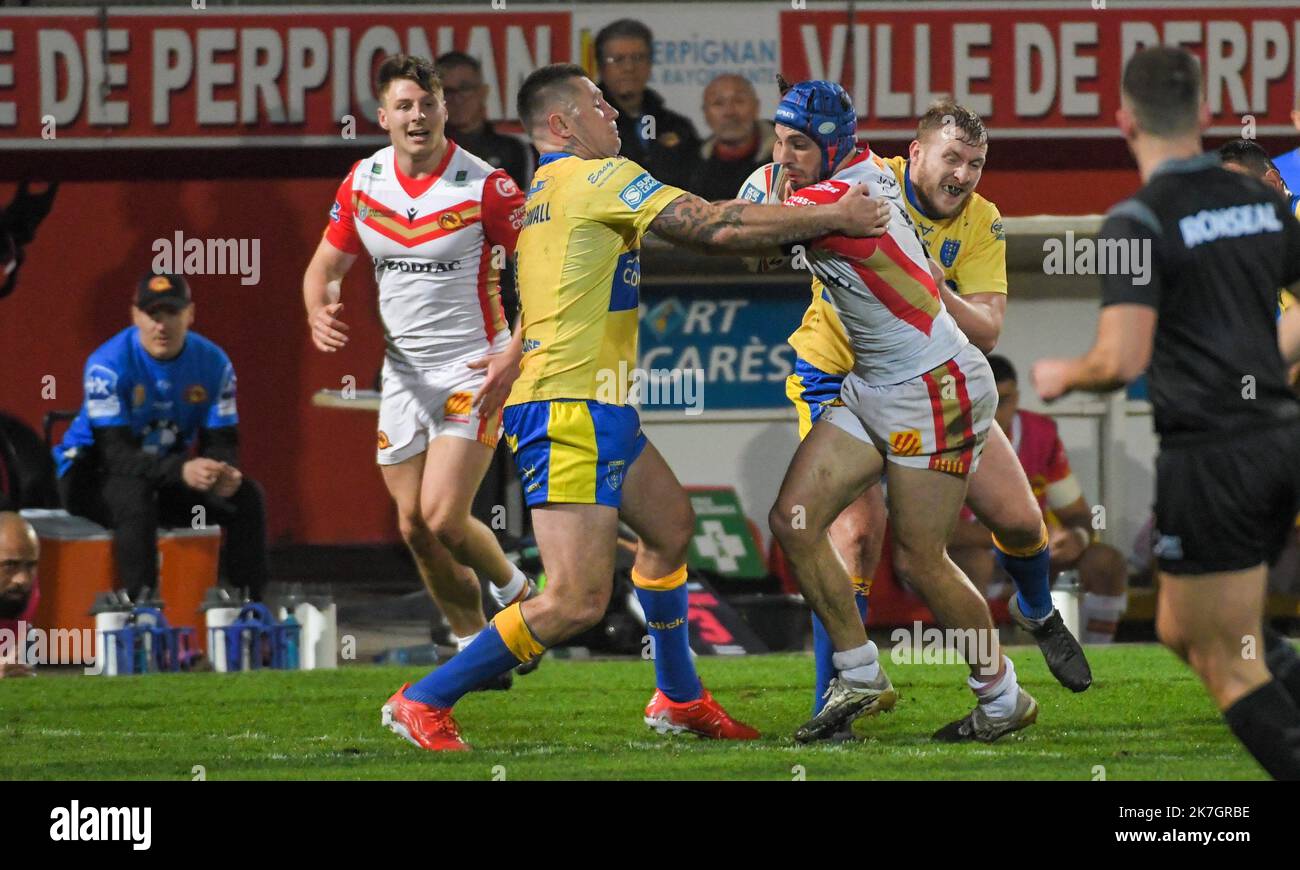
[491,565,529,608]
[970,655,1020,719]
[1082,592,1127,644]
[833,641,881,683]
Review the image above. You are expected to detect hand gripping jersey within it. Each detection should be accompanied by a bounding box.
[789,154,1007,377]
[54,327,238,476]
[783,150,968,385]
[507,154,684,405]
[324,142,526,369]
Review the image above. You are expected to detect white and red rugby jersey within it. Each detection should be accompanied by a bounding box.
[784,149,968,385]
[324,141,526,368]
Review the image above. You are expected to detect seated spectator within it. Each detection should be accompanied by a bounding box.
[53,273,269,603]
[595,18,701,190]
[435,51,532,189]
[0,511,39,678]
[688,74,777,201]
[950,356,1130,643]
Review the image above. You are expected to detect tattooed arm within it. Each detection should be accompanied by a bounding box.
[647,185,890,256]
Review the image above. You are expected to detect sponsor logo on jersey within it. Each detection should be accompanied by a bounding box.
[330,201,341,222]
[405,208,419,223]
[454,170,468,183]
[939,238,961,267]
[528,177,548,197]
[370,163,383,176]
[619,172,663,209]
[375,258,461,274]
[587,159,620,186]
[186,384,208,404]
[522,338,541,352]
[444,391,473,422]
[991,219,1005,241]
[85,364,120,419]
[889,428,924,456]
[438,212,464,230]
[506,434,520,454]
[1178,202,1282,248]
[495,176,519,198]
[377,430,390,449]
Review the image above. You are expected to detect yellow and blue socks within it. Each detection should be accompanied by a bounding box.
[633,564,702,703]
[404,603,544,708]
[994,523,1054,621]
[812,578,872,715]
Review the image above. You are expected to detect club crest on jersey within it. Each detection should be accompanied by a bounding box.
[939,238,961,267]
[605,459,626,492]
[444,391,473,422]
[889,429,923,456]
[438,212,463,230]
[186,384,207,404]
[357,202,370,221]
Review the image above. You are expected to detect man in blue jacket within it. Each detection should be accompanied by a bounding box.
[54,273,268,602]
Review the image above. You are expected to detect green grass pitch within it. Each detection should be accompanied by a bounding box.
[0,644,1264,780]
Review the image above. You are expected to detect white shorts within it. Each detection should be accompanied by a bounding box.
[821,343,996,475]
[377,358,502,465]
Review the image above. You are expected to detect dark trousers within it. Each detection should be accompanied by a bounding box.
[59,461,269,602]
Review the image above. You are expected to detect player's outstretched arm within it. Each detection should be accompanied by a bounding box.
[647,185,889,256]
[1032,304,1156,400]
[303,237,358,353]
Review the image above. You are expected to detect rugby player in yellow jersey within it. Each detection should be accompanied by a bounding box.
[380,63,890,750]
[772,99,1091,732]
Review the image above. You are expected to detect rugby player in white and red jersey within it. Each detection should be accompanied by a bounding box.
[762,80,1038,743]
[302,55,537,680]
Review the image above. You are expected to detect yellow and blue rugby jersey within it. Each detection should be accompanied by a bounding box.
[789,154,1007,377]
[507,153,685,405]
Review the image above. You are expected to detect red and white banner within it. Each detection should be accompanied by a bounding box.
[0,2,1298,148]
[0,6,570,148]
[779,1,1300,138]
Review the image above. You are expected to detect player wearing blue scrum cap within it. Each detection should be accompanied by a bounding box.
[760,77,1042,744]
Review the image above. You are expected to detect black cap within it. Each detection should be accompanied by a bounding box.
[135,272,192,311]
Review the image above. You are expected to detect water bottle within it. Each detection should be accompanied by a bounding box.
[283,610,300,670]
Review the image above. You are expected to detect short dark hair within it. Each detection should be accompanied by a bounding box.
[517,63,588,132]
[917,99,987,148]
[435,51,481,77]
[987,354,1017,385]
[1121,46,1202,137]
[595,18,653,65]
[1219,138,1279,179]
[376,54,440,101]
